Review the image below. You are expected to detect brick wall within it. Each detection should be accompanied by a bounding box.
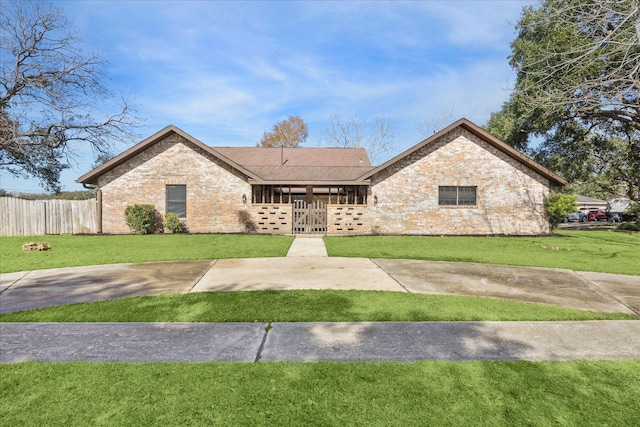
[97,133,251,234]
[367,128,551,235]
[248,204,292,234]
[327,205,371,234]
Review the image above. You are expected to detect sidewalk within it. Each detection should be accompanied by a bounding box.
[2,321,639,363]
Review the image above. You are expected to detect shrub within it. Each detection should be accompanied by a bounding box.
[544,193,577,229]
[625,201,640,224]
[618,222,639,232]
[238,210,257,234]
[124,204,158,234]
[164,213,187,234]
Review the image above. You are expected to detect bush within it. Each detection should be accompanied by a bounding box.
[164,213,187,234]
[544,193,577,229]
[625,201,640,224]
[238,210,257,234]
[618,222,639,232]
[124,204,158,234]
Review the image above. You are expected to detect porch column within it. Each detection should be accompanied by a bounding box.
[306,185,313,203]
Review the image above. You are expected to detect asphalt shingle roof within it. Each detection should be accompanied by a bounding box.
[214,147,373,182]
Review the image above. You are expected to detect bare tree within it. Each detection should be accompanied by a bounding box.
[258,115,308,148]
[417,109,457,140]
[320,114,395,164]
[0,1,138,192]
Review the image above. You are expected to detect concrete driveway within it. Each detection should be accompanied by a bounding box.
[2,237,639,363]
[1,257,638,315]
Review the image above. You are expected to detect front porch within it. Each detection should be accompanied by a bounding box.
[247,201,371,235]
[251,184,369,205]
[246,184,372,235]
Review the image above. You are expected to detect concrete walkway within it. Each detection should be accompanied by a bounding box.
[2,321,639,363]
[1,236,639,363]
[286,235,328,257]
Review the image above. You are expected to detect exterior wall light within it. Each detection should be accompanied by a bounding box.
[374,195,378,206]
[242,194,247,205]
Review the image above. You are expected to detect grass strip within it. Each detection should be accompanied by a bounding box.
[2,360,639,426]
[0,234,293,273]
[325,230,640,275]
[0,290,635,322]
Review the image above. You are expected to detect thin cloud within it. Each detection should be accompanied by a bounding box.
[2,0,533,192]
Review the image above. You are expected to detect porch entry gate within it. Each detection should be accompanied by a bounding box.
[293,200,327,234]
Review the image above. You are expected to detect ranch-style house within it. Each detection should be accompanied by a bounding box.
[77,118,566,235]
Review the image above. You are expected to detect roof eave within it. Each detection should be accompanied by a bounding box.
[248,179,370,186]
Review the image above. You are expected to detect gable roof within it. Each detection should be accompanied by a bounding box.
[77,125,373,185]
[77,125,261,185]
[359,118,567,185]
[215,147,372,183]
[78,120,566,187]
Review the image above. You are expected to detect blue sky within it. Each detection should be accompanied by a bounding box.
[1,0,534,193]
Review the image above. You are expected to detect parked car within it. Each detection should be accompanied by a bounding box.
[587,209,607,221]
[565,211,587,222]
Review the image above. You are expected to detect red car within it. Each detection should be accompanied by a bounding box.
[587,209,607,221]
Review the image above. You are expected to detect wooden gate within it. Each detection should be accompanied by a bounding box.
[293,200,327,234]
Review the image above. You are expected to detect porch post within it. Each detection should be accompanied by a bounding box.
[306,185,313,203]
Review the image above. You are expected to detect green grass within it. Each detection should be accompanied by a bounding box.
[2,360,639,426]
[2,232,638,425]
[0,234,293,273]
[0,290,635,322]
[2,230,638,275]
[325,230,640,275]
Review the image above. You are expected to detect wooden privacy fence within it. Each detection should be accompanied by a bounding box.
[0,197,99,236]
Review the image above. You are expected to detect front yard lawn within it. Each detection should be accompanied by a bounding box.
[2,360,639,426]
[2,230,638,275]
[0,234,293,273]
[325,230,640,275]
[2,231,638,426]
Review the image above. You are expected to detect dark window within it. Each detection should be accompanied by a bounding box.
[166,185,186,217]
[438,186,476,206]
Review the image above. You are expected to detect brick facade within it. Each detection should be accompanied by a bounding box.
[366,128,551,235]
[85,122,561,236]
[97,133,250,234]
[327,204,371,235]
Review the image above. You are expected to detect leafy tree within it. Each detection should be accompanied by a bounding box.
[320,114,395,164]
[544,193,577,229]
[258,115,308,148]
[0,1,137,192]
[485,0,640,202]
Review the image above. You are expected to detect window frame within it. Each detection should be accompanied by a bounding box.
[438,185,477,206]
[166,184,187,218]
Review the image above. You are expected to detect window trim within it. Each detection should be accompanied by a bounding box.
[438,186,477,206]
[166,184,187,218]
